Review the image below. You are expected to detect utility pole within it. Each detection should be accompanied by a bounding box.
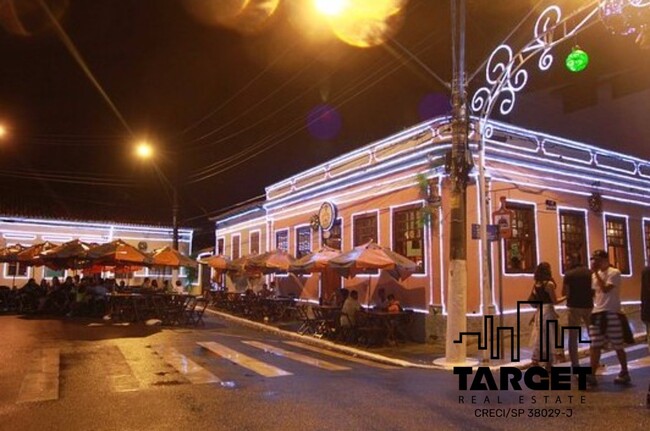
[445,0,471,365]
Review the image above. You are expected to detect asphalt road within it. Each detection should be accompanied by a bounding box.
[0,313,648,431]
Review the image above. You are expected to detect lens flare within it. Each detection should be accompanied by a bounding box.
[182,0,280,35]
[324,0,408,48]
[307,104,342,141]
[314,0,349,17]
[418,93,451,121]
[0,0,69,37]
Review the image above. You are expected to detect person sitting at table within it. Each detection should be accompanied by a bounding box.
[161,280,171,293]
[387,294,402,313]
[340,290,362,327]
[150,279,159,291]
[259,283,273,298]
[140,277,151,290]
[374,287,388,311]
[173,280,184,294]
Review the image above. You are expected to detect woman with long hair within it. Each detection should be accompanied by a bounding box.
[529,262,564,369]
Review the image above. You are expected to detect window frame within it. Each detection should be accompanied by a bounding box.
[295,225,312,259]
[641,217,650,266]
[249,230,261,255]
[603,213,631,276]
[351,210,379,248]
[502,200,538,275]
[275,229,289,252]
[391,202,426,275]
[231,234,241,260]
[557,208,589,274]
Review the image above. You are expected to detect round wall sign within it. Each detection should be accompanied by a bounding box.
[318,202,337,231]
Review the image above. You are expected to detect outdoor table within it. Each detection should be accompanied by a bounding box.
[106,293,145,322]
[365,310,412,346]
[261,297,295,322]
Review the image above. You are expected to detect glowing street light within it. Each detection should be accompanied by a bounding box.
[314,0,348,16]
[135,141,153,159]
[0,124,7,139]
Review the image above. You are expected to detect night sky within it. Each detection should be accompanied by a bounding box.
[0,0,648,247]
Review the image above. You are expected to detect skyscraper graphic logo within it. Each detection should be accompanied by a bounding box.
[453,301,591,362]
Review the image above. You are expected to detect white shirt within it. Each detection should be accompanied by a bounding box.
[592,266,621,313]
[341,297,361,327]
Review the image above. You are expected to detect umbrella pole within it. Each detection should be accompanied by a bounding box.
[367,273,371,308]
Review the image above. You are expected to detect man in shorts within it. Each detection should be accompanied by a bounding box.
[588,249,630,385]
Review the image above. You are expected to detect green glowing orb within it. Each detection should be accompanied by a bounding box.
[565,48,589,72]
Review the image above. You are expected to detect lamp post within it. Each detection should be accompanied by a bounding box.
[134,140,180,250]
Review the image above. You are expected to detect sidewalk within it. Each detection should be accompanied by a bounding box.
[206,307,649,370]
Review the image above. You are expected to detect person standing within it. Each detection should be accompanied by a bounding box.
[588,249,630,385]
[562,253,594,368]
[641,265,650,351]
[529,262,561,369]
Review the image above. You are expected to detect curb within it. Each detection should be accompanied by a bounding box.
[205,308,438,369]
[205,308,649,371]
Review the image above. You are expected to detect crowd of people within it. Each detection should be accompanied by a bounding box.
[527,248,650,387]
[0,275,186,317]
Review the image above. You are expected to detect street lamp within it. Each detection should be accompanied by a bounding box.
[133,140,180,250]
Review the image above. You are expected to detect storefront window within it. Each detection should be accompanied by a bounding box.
[504,202,537,273]
[44,268,65,279]
[296,227,311,258]
[6,263,28,278]
[559,210,587,272]
[353,213,377,246]
[217,238,225,255]
[232,235,240,260]
[276,230,288,252]
[605,215,630,274]
[392,205,424,273]
[250,231,260,255]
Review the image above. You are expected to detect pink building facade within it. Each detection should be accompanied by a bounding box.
[213,116,650,343]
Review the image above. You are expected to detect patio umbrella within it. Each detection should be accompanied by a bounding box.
[199,254,231,274]
[0,243,27,263]
[328,241,417,280]
[0,244,28,287]
[289,246,341,273]
[16,241,58,267]
[227,254,257,274]
[87,239,149,266]
[328,241,417,306]
[148,246,198,269]
[246,249,295,274]
[39,239,92,270]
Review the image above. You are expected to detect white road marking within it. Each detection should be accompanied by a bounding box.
[197,341,292,377]
[17,348,59,403]
[153,345,220,384]
[243,341,351,371]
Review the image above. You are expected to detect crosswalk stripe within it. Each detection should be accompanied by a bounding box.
[153,345,221,384]
[243,341,351,371]
[17,348,59,403]
[197,341,292,378]
[283,341,398,369]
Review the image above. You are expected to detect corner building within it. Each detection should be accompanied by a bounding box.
[213,116,650,344]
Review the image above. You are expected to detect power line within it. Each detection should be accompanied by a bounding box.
[37,0,134,137]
